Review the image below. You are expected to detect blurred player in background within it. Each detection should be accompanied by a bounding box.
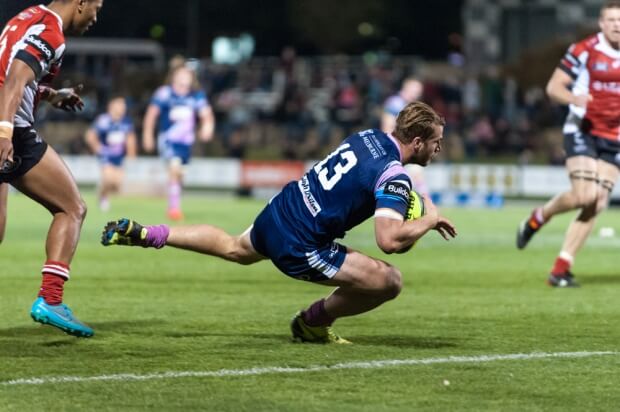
[85,96,137,211]
[381,77,429,196]
[517,1,620,287]
[0,0,103,337]
[142,63,215,221]
[102,102,456,344]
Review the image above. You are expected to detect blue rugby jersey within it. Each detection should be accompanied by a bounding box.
[383,94,408,117]
[92,114,134,158]
[268,129,412,246]
[149,85,209,145]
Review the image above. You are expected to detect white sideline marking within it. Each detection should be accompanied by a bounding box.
[1,351,616,386]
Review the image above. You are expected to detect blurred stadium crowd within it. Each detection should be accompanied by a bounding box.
[41,47,566,165]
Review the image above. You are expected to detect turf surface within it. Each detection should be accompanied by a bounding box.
[1,192,619,411]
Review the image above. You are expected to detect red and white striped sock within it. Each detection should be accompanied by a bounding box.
[38,260,70,305]
[551,251,573,276]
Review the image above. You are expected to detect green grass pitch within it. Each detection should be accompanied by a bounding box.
[1,192,619,411]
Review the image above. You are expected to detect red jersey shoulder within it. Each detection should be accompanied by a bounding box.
[568,34,599,57]
[15,7,44,21]
[9,6,65,63]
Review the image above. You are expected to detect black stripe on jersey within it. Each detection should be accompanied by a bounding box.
[558,62,577,80]
[24,34,54,63]
[564,53,580,66]
[15,50,43,78]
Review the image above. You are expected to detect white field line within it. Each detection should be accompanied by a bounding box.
[1,351,616,386]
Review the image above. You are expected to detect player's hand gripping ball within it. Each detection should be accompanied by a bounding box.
[398,190,426,253]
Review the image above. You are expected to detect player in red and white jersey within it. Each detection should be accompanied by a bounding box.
[0,0,103,337]
[517,1,620,287]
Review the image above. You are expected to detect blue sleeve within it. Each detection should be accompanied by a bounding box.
[92,115,106,135]
[194,90,209,110]
[150,86,169,109]
[375,172,412,217]
[124,117,135,133]
[383,96,403,117]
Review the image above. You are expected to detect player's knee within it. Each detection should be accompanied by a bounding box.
[595,192,610,215]
[573,190,597,209]
[234,253,255,265]
[225,237,256,265]
[379,266,402,300]
[66,197,88,222]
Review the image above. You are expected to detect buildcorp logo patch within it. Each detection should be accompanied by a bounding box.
[25,35,53,60]
[384,182,410,201]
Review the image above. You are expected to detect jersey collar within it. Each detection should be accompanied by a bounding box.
[596,32,620,59]
[39,4,64,33]
[387,133,403,162]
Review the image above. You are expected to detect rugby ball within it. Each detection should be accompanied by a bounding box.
[405,189,425,221]
[397,190,426,253]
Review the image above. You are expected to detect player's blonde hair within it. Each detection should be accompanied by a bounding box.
[393,101,445,144]
[601,1,620,15]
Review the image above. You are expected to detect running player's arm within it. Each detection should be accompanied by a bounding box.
[547,41,592,108]
[126,130,138,158]
[142,103,160,153]
[546,69,591,108]
[0,59,36,162]
[0,52,42,117]
[380,97,400,134]
[197,105,215,142]
[380,112,397,135]
[85,124,101,155]
[197,91,214,142]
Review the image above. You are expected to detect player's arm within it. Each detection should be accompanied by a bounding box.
[126,131,138,158]
[374,207,439,254]
[372,171,457,253]
[197,105,215,142]
[142,104,160,153]
[84,127,101,155]
[0,59,36,163]
[547,40,591,108]
[380,112,397,135]
[39,84,85,112]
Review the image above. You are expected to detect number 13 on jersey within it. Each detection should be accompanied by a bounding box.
[314,143,358,190]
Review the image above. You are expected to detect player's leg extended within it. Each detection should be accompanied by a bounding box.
[0,183,7,243]
[292,249,401,344]
[517,155,598,249]
[12,147,92,337]
[167,224,265,264]
[102,218,265,265]
[549,159,619,287]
